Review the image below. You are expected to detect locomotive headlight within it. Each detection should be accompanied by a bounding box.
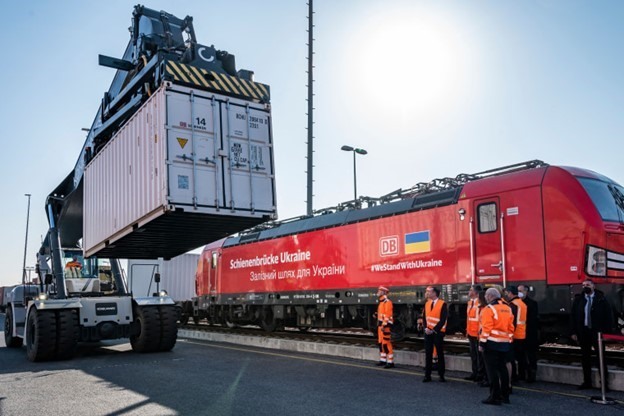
[38,293,48,301]
[586,246,606,276]
[158,290,168,297]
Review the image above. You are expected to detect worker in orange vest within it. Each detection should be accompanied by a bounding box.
[376,286,394,368]
[479,288,515,405]
[505,286,528,383]
[465,284,485,382]
[423,286,448,382]
[65,255,82,269]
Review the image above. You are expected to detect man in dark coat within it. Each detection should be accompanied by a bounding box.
[570,279,614,390]
[518,284,539,382]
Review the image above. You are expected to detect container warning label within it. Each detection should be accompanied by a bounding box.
[177,138,189,149]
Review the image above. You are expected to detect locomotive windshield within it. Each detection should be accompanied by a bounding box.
[578,177,624,223]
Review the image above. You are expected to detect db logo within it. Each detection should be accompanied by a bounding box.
[380,236,399,257]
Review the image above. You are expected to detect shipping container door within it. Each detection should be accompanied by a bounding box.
[474,198,503,282]
[221,101,274,214]
[166,91,222,208]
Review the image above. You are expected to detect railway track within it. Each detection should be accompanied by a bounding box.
[179,322,624,369]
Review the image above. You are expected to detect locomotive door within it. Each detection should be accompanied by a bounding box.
[473,198,503,282]
[209,251,219,297]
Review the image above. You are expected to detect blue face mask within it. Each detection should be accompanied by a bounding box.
[518,292,525,298]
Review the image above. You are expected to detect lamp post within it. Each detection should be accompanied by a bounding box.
[341,145,367,201]
[22,193,32,284]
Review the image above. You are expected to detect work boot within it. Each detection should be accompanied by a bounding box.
[376,361,386,366]
[384,363,395,369]
[481,397,501,406]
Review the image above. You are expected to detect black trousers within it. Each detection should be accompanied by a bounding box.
[579,327,608,386]
[511,339,527,380]
[484,348,510,401]
[525,337,538,380]
[425,332,445,377]
[468,335,486,379]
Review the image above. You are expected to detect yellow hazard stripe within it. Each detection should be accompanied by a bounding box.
[230,77,258,100]
[187,64,211,89]
[173,62,204,86]
[168,62,191,84]
[216,72,241,95]
[247,80,266,99]
[209,70,230,92]
[256,82,269,97]
[166,62,269,101]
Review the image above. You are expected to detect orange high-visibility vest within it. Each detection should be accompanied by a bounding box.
[425,299,447,333]
[479,300,514,344]
[511,298,527,340]
[466,298,480,337]
[377,297,393,326]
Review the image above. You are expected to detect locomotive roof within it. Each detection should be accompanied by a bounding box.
[221,160,550,248]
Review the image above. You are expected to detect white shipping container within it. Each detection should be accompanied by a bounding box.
[127,254,199,302]
[84,82,276,259]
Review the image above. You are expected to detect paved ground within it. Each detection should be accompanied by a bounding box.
[1,314,623,415]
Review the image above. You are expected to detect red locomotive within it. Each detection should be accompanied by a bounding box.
[193,161,624,339]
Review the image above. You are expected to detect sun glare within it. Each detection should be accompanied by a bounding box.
[345,8,476,123]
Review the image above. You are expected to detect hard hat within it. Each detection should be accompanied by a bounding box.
[378,285,389,292]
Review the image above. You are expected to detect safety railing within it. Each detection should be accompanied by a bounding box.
[591,332,624,405]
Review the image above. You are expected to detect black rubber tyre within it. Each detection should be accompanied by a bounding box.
[4,306,23,348]
[158,305,178,352]
[130,306,161,353]
[260,307,277,332]
[26,309,56,362]
[55,309,79,360]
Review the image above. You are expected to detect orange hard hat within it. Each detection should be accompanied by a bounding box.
[378,286,389,292]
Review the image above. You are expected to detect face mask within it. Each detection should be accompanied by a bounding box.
[583,287,592,295]
[518,292,525,298]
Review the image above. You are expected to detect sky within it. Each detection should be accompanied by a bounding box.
[0,0,622,287]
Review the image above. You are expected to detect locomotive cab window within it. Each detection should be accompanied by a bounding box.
[478,203,498,233]
[211,252,218,269]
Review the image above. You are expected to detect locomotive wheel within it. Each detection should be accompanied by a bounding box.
[391,321,406,342]
[179,313,190,325]
[223,317,237,328]
[260,307,277,332]
[4,306,23,348]
[55,309,79,360]
[130,306,161,353]
[158,305,178,352]
[26,308,56,362]
[192,315,201,325]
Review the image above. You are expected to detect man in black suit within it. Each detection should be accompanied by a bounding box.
[570,279,614,390]
[518,284,539,382]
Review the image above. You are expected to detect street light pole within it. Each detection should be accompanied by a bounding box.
[22,193,32,284]
[341,145,367,201]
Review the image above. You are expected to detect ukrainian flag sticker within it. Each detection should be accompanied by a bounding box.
[405,231,431,254]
